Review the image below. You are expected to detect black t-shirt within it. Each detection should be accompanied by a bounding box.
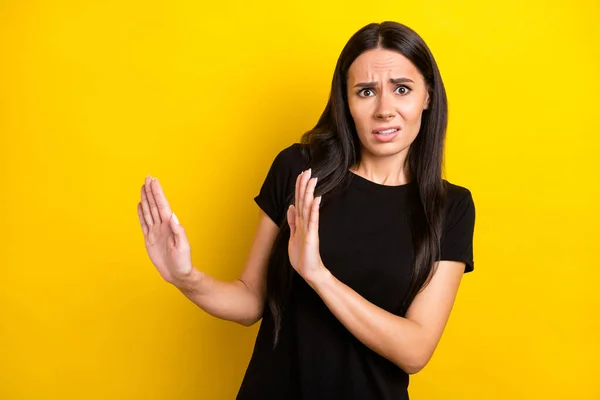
[237,143,475,400]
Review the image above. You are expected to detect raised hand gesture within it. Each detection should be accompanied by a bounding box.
[287,169,327,284]
[137,175,193,285]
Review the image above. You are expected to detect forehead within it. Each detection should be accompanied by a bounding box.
[347,48,422,83]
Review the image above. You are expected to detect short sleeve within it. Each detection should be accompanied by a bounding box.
[438,186,476,273]
[254,144,306,227]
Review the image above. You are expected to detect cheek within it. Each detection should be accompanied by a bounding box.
[398,103,425,122]
[348,101,371,129]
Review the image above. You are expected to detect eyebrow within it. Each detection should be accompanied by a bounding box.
[353,77,414,88]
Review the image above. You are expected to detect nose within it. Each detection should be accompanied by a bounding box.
[374,92,396,120]
[375,111,394,120]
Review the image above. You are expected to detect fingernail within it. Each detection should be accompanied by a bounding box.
[172,213,179,224]
[317,196,322,205]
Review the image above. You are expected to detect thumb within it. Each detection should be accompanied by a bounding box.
[287,205,296,236]
[169,212,184,242]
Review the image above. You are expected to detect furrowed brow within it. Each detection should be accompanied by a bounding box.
[354,77,415,88]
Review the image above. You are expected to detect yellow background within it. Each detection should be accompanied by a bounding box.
[1,0,599,399]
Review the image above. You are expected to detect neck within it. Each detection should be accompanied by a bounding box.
[350,148,411,186]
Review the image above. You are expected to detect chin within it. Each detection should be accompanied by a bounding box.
[360,136,412,157]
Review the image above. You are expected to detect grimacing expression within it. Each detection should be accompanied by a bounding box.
[346,48,430,159]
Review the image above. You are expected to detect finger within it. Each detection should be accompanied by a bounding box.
[309,196,321,234]
[298,169,311,221]
[145,176,162,224]
[150,177,173,222]
[287,205,296,237]
[303,176,317,223]
[140,184,154,227]
[295,170,302,216]
[168,212,184,246]
[137,202,149,236]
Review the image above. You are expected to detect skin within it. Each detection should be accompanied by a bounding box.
[138,176,192,284]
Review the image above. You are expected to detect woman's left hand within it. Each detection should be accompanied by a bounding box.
[287,168,328,284]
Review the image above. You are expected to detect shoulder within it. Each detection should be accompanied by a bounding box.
[442,179,475,223]
[443,180,473,204]
[254,143,310,226]
[443,179,471,197]
[271,142,310,175]
[275,142,309,162]
[437,181,476,271]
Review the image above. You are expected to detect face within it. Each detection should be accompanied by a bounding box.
[346,48,430,161]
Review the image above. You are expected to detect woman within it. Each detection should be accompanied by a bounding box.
[137,21,476,400]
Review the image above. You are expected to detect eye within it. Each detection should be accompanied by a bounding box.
[357,88,375,97]
[395,85,411,95]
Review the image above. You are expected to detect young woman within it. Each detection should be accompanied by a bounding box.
[137,21,476,400]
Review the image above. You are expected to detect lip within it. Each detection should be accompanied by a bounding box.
[372,126,401,143]
[372,126,401,134]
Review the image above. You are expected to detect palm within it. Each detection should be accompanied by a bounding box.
[287,169,324,282]
[137,176,193,284]
[145,220,190,281]
[288,226,321,275]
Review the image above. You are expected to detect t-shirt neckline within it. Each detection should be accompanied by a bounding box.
[348,170,415,193]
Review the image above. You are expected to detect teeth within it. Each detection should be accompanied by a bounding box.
[378,128,397,135]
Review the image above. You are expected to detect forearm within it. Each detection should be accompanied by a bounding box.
[307,269,427,374]
[174,267,264,327]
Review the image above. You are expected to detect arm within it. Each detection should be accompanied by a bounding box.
[287,170,473,374]
[306,260,465,374]
[175,209,278,327]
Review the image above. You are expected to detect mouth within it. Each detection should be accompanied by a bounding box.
[372,126,401,142]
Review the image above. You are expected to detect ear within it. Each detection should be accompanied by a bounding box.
[424,92,430,110]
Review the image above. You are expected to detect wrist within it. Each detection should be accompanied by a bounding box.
[305,264,334,293]
[173,267,204,295]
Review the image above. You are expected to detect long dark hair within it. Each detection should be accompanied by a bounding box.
[266,21,449,347]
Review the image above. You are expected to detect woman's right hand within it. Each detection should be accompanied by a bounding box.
[137,175,193,285]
